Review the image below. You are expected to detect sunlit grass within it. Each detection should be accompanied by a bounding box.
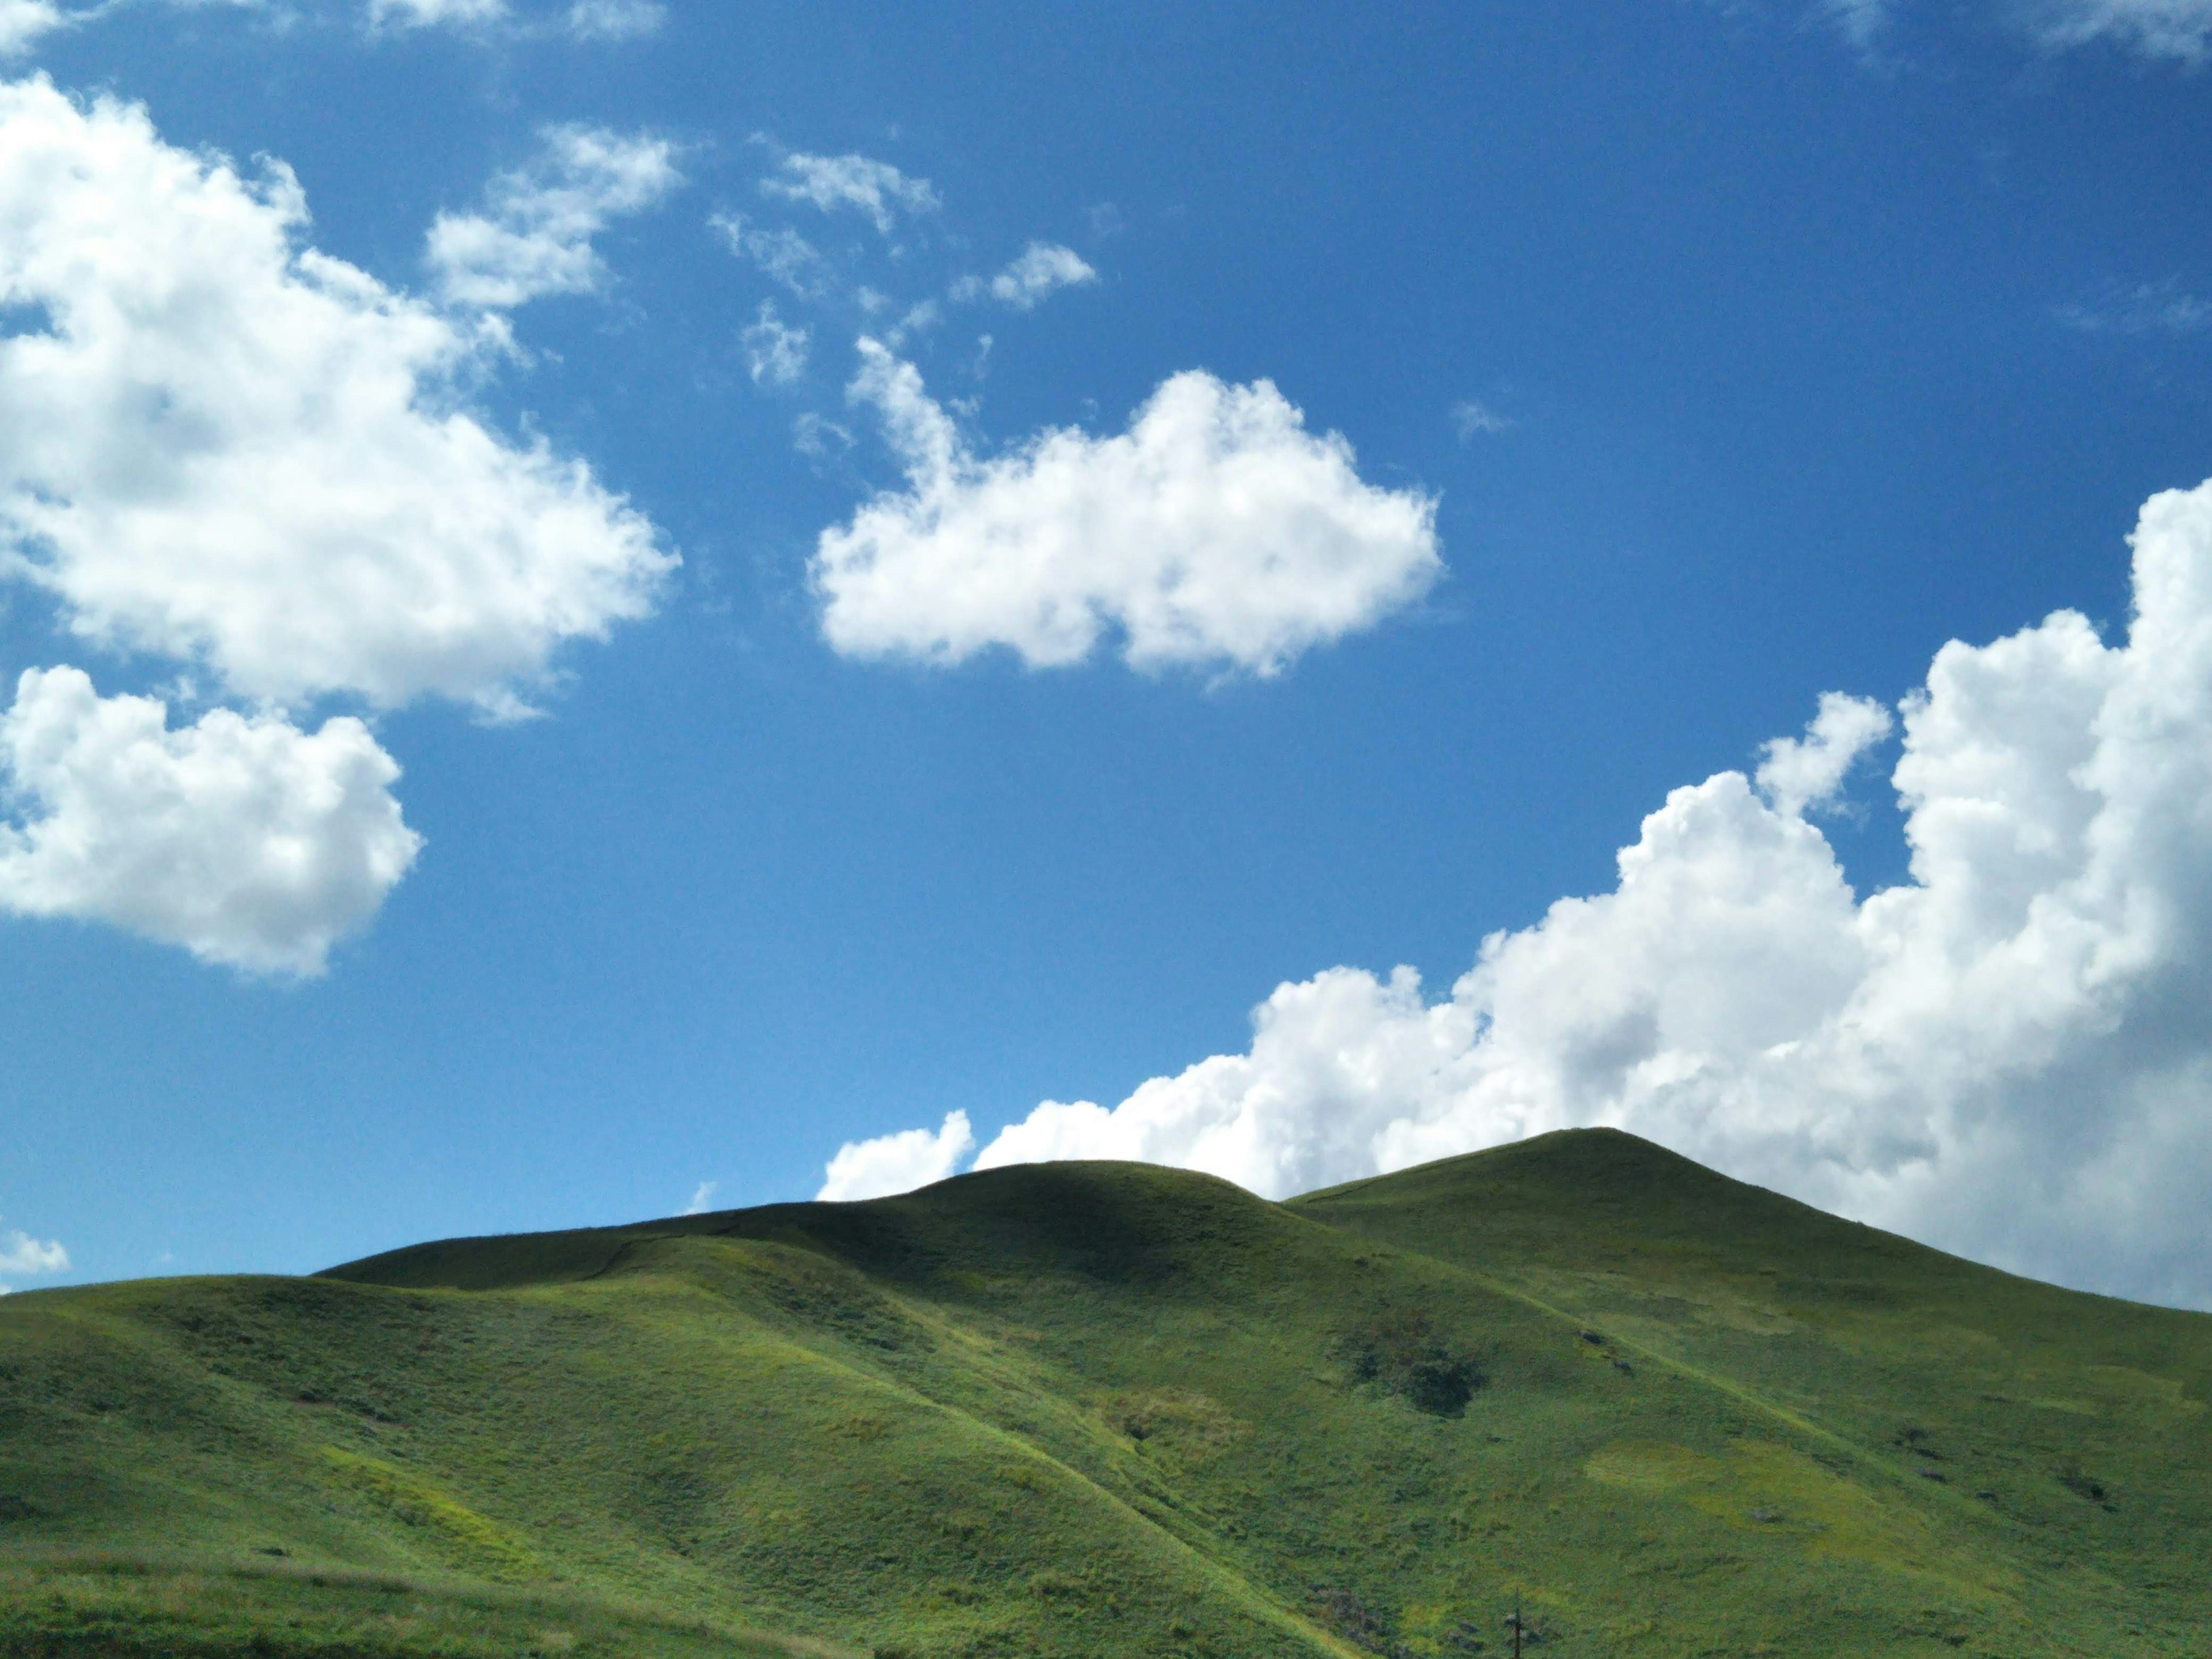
[1,1131,2206,1655]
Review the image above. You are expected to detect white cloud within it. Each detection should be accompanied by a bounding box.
[711,211,832,301]
[885,297,940,349]
[1450,399,1512,440]
[0,77,674,716]
[853,476,2212,1308]
[562,0,661,38]
[0,1,67,56]
[1823,0,1895,47]
[1754,691,1892,817]
[761,151,939,236]
[364,0,664,37]
[0,666,421,976]
[369,0,506,26]
[0,1225,66,1290]
[2022,0,2212,58]
[813,343,1444,676]
[962,242,1096,311]
[681,1180,717,1215]
[793,412,853,459]
[427,124,681,309]
[741,300,809,386]
[819,1110,975,1202]
[2058,279,2212,338]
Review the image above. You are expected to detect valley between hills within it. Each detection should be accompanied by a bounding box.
[1,1129,2206,1657]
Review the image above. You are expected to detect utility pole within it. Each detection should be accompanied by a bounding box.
[1513,1593,1522,1659]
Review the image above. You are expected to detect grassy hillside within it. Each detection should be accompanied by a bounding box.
[2,1132,2207,1657]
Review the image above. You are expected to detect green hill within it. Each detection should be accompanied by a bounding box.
[2,1131,2207,1657]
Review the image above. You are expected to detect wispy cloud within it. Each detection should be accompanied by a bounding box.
[369,0,507,28]
[2058,279,2212,338]
[742,300,810,386]
[760,149,940,235]
[1450,399,1513,440]
[562,0,661,39]
[2021,0,2212,62]
[1821,0,1895,48]
[369,0,665,38]
[711,212,833,301]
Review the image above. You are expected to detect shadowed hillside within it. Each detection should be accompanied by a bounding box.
[1,1134,2207,1656]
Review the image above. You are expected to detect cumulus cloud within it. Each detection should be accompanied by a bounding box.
[741,300,810,386]
[813,343,1443,676]
[1754,691,1892,817]
[0,77,675,715]
[761,150,939,235]
[819,1110,975,1202]
[0,667,421,975]
[955,242,1096,311]
[0,1225,66,1291]
[839,477,2212,1308]
[682,1180,717,1215]
[2021,0,2212,59]
[427,124,681,309]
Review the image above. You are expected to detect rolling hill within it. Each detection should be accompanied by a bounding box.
[1,1129,2206,1657]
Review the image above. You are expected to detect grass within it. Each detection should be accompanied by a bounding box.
[2,1130,2207,1656]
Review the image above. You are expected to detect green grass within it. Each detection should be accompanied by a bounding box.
[3,1130,2208,1656]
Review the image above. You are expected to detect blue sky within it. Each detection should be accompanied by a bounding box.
[6,0,2212,1305]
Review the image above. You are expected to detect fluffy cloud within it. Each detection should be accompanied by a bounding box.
[819,1110,975,1202]
[427,124,681,309]
[0,1,65,55]
[2024,0,2212,58]
[0,667,421,975]
[742,300,810,386]
[831,478,2212,1308]
[955,242,1096,311]
[0,77,674,715]
[0,1225,66,1291]
[1753,690,1892,817]
[813,343,1443,675]
[761,151,939,235]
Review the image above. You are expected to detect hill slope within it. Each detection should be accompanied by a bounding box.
[1,1132,2206,1657]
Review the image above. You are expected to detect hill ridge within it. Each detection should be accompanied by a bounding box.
[3,1132,2207,1657]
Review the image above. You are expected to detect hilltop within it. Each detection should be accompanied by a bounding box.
[1,1131,2206,1656]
